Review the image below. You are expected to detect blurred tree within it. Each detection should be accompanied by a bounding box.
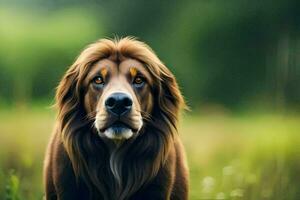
[0,0,299,110]
[0,7,103,106]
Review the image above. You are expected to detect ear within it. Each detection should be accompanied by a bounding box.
[55,63,88,178]
[156,64,186,129]
[55,64,82,129]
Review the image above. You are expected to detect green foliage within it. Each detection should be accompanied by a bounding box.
[5,170,20,200]
[0,1,299,109]
[0,7,103,104]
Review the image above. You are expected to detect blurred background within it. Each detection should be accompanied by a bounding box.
[0,0,299,199]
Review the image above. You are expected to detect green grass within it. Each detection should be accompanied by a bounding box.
[0,108,299,199]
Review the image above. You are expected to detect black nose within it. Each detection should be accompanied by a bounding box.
[105,92,133,116]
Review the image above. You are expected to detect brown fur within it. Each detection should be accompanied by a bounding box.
[43,37,189,200]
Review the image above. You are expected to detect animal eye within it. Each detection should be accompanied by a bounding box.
[93,76,104,85]
[133,76,144,86]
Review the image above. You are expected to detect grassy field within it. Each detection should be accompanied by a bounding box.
[0,108,299,199]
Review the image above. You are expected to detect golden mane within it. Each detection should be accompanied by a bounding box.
[55,37,185,199]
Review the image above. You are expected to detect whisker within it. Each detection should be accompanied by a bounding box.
[138,110,152,122]
[91,121,97,130]
[133,108,150,117]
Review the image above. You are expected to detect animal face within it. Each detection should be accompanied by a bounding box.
[84,58,153,140]
[56,37,185,144]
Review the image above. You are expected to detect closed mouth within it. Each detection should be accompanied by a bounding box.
[109,121,130,134]
[100,121,137,133]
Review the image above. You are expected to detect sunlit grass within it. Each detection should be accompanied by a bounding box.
[180,113,300,199]
[0,108,299,199]
[0,108,54,200]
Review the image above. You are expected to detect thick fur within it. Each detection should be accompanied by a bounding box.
[43,37,189,200]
